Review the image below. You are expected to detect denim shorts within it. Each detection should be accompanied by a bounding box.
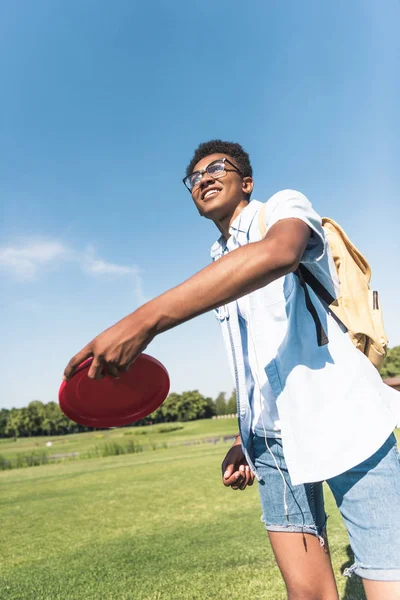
[253,432,400,581]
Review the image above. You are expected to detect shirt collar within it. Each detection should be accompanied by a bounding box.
[210,199,262,260]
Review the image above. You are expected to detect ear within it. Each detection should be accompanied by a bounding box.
[242,177,254,196]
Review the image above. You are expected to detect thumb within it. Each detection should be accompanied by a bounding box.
[223,463,234,479]
[63,345,93,381]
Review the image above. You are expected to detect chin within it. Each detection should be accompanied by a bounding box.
[199,202,221,217]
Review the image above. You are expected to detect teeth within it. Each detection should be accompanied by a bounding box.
[204,189,219,199]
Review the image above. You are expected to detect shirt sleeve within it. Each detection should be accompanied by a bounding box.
[265,189,325,263]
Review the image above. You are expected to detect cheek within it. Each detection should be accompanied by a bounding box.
[192,196,204,214]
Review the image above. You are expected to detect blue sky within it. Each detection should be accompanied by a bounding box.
[1,0,399,409]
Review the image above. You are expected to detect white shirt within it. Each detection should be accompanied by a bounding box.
[211,191,400,485]
[236,291,281,437]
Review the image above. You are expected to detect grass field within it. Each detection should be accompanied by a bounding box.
[2,424,398,600]
[0,419,239,467]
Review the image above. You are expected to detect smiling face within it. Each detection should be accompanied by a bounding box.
[190,153,254,229]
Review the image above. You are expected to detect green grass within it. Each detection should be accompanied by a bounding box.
[0,418,238,468]
[2,425,398,599]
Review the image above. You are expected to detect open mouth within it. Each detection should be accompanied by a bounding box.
[203,188,221,200]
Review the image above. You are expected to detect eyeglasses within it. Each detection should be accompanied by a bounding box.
[182,157,243,192]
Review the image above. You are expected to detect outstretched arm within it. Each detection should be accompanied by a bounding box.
[64,218,310,380]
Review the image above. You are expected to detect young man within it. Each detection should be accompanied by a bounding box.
[64,140,400,599]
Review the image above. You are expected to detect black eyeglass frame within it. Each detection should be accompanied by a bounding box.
[182,157,243,192]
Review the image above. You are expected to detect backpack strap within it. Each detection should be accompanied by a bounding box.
[294,267,329,346]
[298,264,336,306]
[257,201,330,347]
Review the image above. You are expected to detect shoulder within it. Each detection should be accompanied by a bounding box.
[262,190,326,263]
[255,190,319,231]
[266,189,312,211]
[255,190,314,223]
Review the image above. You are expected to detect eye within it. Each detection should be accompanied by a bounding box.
[189,172,202,188]
[207,161,225,176]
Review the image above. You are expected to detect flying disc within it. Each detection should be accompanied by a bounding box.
[58,353,170,428]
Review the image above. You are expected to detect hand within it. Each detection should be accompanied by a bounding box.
[221,439,255,491]
[63,310,155,381]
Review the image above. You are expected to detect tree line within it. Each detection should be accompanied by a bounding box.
[0,390,237,439]
[1,345,398,439]
[380,345,400,379]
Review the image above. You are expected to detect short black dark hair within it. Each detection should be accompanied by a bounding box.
[186,139,253,178]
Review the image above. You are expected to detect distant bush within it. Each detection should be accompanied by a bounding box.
[0,455,11,470]
[381,346,400,378]
[156,424,184,434]
[0,451,50,470]
[98,440,144,458]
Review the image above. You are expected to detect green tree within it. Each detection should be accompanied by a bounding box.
[4,408,23,438]
[226,390,237,415]
[176,391,214,421]
[0,408,10,437]
[26,401,46,436]
[215,392,227,416]
[204,396,217,419]
[381,346,400,379]
[17,408,33,437]
[44,401,72,435]
[160,393,181,422]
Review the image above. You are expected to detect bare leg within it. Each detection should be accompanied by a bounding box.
[363,580,400,600]
[268,530,339,600]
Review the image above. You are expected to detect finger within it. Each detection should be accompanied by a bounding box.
[119,358,137,373]
[222,462,234,480]
[223,472,239,486]
[105,363,121,379]
[238,465,249,490]
[231,474,244,490]
[248,470,255,486]
[222,470,241,487]
[244,465,253,489]
[237,465,246,490]
[88,356,105,380]
[236,465,252,491]
[63,346,93,381]
[230,473,244,490]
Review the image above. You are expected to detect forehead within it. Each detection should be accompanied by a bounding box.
[193,153,234,172]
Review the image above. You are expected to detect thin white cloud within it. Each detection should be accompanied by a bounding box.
[84,257,135,276]
[0,237,147,307]
[0,238,137,281]
[81,245,137,277]
[133,270,148,306]
[0,240,68,281]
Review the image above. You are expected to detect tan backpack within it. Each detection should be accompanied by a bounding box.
[258,206,388,371]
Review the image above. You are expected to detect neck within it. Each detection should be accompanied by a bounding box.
[214,199,249,240]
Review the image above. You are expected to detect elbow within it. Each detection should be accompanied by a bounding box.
[258,218,311,276]
[284,254,301,274]
[269,246,301,275]
[256,236,304,278]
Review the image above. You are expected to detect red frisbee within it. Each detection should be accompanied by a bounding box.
[58,353,170,428]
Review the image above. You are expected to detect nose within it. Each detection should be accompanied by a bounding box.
[199,171,214,189]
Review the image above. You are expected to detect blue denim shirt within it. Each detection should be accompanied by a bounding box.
[211,193,399,485]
